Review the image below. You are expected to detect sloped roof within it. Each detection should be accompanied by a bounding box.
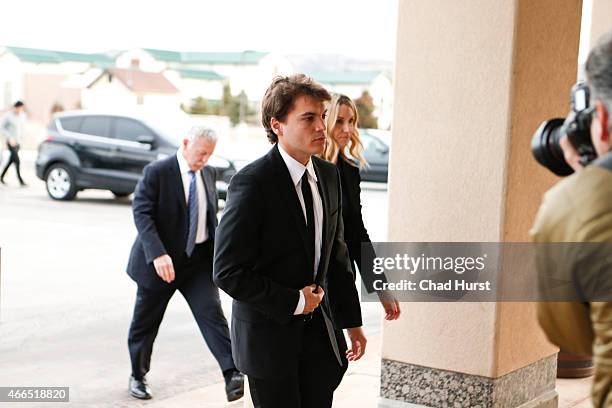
[89,69,179,94]
[143,48,182,62]
[144,48,268,65]
[5,46,115,64]
[309,71,385,85]
[175,68,225,81]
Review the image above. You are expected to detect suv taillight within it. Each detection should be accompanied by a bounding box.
[46,135,54,141]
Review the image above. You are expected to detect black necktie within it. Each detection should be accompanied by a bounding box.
[301,171,315,272]
[302,171,343,367]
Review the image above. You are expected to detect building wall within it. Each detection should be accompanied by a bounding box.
[168,53,295,102]
[171,75,225,106]
[0,52,97,115]
[82,75,136,110]
[23,73,81,125]
[83,73,181,115]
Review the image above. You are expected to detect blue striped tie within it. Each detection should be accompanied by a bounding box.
[186,170,198,257]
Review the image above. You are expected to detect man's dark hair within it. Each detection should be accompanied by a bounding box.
[261,74,331,143]
[13,100,24,108]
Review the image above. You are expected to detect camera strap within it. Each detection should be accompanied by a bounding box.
[593,152,612,172]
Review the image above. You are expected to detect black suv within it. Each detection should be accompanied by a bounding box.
[360,129,390,183]
[36,111,235,201]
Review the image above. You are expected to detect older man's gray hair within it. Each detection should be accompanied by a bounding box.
[587,31,612,131]
[186,126,218,143]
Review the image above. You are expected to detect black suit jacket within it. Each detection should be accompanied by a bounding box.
[127,155,218,290]
[213,145,362,379]
[336,157,380,293]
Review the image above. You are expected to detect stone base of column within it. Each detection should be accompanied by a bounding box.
[379,354,557,408]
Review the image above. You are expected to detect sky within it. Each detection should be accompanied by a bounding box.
[2,0,399,61]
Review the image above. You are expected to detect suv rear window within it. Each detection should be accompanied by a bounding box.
[80,116,110,138]
[59,117,82,133]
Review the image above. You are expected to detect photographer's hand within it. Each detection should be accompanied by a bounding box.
[560,136,584,172]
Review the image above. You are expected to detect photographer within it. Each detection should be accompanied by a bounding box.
[531,31,612,407]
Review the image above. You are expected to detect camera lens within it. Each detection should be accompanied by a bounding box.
[531,119,575,176]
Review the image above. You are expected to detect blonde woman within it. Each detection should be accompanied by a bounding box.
[323,94,400,320]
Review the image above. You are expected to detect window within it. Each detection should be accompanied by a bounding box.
[80,116,110,138]
[114,118,154,142]
[59,117,82,133]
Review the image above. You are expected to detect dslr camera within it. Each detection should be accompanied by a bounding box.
[531,82,596,176]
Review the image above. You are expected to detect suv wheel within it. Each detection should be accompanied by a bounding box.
[46,163,77,201]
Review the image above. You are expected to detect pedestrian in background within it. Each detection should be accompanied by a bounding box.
[323,93,400,320]
[0,100,27,186]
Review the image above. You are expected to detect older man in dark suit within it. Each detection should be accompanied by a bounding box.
[126,126,243,402]
[214,75,366,408]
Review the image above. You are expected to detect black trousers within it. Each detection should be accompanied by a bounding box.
[248,310,348,408]
[127,242,235,379]
[1,143,24,184]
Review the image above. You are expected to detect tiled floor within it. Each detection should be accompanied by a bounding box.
[557,377,593,408]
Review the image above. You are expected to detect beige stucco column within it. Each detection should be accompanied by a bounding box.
[589,0,612,49]
[380,1,582,407]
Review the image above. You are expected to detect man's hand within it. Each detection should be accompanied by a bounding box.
[153,254,175,283]
[560,136,584,172]
[301,284,324,314]
[346,327,367,361]
[378,291,401,320]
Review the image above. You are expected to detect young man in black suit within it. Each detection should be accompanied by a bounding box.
[126,126,243,402]
[213,74,366,408]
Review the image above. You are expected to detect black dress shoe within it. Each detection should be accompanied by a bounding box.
[224,371,244,402]
[129,375,152,400]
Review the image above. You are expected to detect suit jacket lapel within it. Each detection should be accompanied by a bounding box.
[200,166,217,239]
[338,157,357,209]
[270,145,311,265]
[171,157,187,212]
[199,167,215,212]
[313,158,329,286]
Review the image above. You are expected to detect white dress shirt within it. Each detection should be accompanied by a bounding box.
[277,144,324,315]
[177,150,208,243]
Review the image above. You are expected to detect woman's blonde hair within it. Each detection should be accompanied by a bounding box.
[323,94,367,168]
